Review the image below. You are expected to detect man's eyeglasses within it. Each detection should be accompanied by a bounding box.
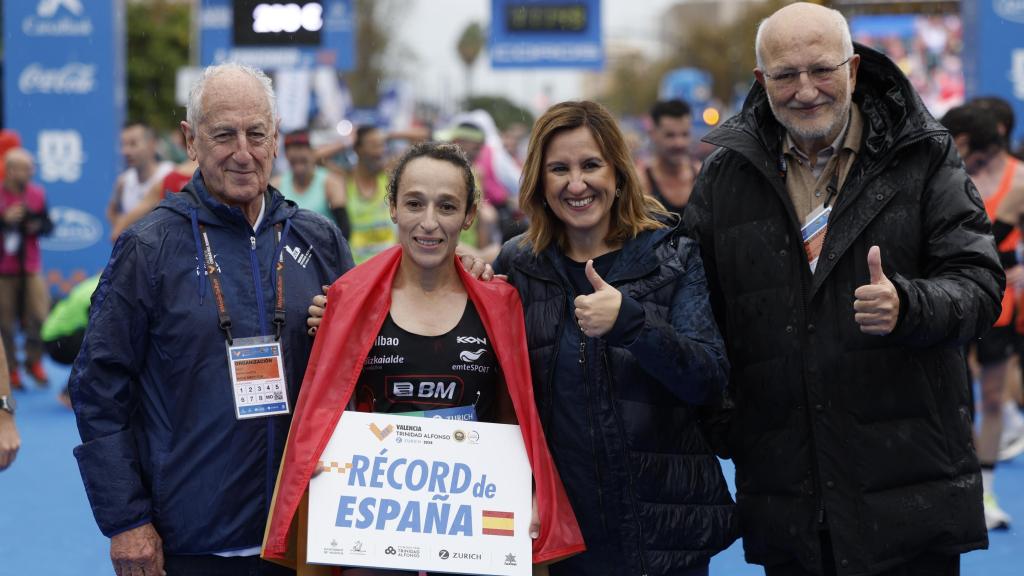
[762,57,852,87]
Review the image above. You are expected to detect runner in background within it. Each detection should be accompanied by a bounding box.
[640,99,701,219]
[110,158,199,241]
[107,121,174,241]
[321,125,396,264]
[973,96,1024,462]
[445,122,501,263]
[941,103,1024,530]
[272,131,347,235]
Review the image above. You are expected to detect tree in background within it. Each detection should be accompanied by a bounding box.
[669,0,794,104]
[598,0,796,117]
[126,0,190,131]
[345,0,402,108]
[456,22,486,98]
[463,95,534,131]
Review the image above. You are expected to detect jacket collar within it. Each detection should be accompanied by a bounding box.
[516,220,679,286]
[163,169,296,231]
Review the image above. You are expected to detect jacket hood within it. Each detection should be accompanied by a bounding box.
[706,43,946,163]
[162,169,298,230]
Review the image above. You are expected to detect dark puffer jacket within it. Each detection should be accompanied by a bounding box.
[495,224,738,576]
[685,44,1002,575]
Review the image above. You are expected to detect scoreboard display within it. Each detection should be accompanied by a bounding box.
[505,3,589,33]
[233,0,323,46]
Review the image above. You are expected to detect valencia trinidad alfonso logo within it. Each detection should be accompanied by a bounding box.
[369,422,395,441]
[481,510,514,536]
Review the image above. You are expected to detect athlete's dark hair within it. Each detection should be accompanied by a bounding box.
[387,142,479,214]
[971,96,1015,149]
[941,104,1004,154]
[122,120,157,141]
[650,99,692,126]
[354,125,380,151]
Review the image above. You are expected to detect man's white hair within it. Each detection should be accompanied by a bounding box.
[186,63,276,127]
[754,5,854,70]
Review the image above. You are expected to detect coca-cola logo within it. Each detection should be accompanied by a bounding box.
[19,63,96,95]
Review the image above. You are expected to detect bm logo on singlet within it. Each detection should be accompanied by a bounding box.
[386,375,464,404]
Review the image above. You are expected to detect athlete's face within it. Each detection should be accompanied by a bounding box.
[285,146,315,183]
[391,157,476,272]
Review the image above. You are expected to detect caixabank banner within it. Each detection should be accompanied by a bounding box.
[3,0,125,293]
[308,411,532,575]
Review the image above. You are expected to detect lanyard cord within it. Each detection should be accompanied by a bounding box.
[198,222,287,344]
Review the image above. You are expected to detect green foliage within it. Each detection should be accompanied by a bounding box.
[345,0,395,108]
[457,22,485,68]
[126,0,190,131]
[463,95,535,131]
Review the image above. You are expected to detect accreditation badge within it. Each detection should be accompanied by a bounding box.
[226,336,290,419]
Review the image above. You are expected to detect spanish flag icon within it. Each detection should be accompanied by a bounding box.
[481,510,515,536]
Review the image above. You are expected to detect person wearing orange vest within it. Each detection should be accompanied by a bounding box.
[942,103,1024,531]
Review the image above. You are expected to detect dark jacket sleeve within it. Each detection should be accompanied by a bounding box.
[69,230,154,537]
[623,236,729,406]
[684,155,737,456]
[889,136,1005,347]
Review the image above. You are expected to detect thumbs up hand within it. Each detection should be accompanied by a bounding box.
[574,260,623,338]
[853,245,900,335]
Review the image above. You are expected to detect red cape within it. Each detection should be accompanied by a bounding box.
[262,246,584,566]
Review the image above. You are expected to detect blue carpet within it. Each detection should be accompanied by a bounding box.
[1,359,1021,575]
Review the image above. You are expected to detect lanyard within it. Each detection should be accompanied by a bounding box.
[199,223,287,344]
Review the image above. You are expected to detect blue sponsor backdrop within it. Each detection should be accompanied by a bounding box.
[200,0,355,71]
[3,0,125,294]
[490,0,603,69]
[963,1,1024,149]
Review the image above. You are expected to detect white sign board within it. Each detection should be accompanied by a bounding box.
[308,411,532,575]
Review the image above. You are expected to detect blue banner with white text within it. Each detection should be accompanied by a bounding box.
[962,1,1024,149]
[489,0,603,70]
[3,0,125,294]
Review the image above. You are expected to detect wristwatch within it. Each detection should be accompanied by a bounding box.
[0,394,15,416]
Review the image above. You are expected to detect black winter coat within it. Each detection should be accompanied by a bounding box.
[495,224,738,576]
[685,44,1002,576]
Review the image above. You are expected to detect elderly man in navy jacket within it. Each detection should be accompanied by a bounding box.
[71,63,353,576]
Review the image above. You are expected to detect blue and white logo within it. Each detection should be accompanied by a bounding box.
[995,0,1024,23]
[19,63,96,95]
[40,206,103,252]
[23,0,92,36]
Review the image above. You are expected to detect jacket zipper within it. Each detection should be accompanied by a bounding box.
[577,302,610,537]
[250,233,276,516]
[602,349,649,576]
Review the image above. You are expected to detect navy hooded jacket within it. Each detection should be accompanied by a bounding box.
[71,174,353,553]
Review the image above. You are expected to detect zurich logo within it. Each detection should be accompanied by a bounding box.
[995,0,1024,23]
[40,206,103,251]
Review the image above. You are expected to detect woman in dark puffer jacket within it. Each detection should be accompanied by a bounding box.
[494,101,737,576]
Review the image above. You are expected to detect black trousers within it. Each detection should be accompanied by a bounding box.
[163,555,296,576]
[763,532,959,576]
